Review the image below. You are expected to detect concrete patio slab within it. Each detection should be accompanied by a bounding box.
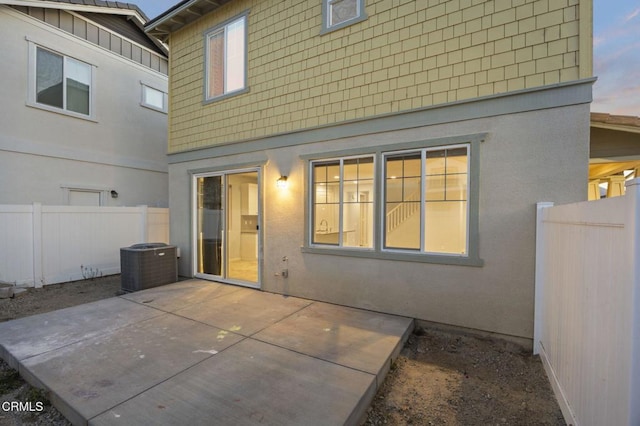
[0,280,413,426]
[0,297,163,369]
[120,280,243,313]
[19,313,244,426]
[173,288,313,337]
[90,339,376,426]
[253,301,413,384]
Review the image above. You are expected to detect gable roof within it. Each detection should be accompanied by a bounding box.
[1,0,168,56]
[145,0,233,43]
[1,0,148,22]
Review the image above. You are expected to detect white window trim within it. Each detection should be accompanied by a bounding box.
[140,81,168,113]
[203,12,249,103]
[309,154,376,250]
[26,41,97,121]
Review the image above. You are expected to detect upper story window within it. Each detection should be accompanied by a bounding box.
[205,14,247,102]
[322,0,366,34]
[141,83,167,113]
[32,46,93,117]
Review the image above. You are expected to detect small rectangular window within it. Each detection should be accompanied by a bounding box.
[141,84,167,112]
[35,47,92,116]
[311,156,374,248]
[322,0,366,33]
[329,0,358,26]
[205,15,247,101]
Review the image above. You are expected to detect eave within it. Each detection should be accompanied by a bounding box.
[0,0,147,26]
[145,0,231,42]
[591,112,640,135]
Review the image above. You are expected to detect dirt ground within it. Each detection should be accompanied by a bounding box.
[0,276,565,425]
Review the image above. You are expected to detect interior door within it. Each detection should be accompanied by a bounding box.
[194,170,259,287]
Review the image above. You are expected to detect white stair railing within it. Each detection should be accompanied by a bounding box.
[386,191,420,234]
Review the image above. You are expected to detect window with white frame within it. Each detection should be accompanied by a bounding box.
[322,0,366,33]
[141,84,167,112]
[311,156,374,248]
[34,46,92,116]
[205,14,247,101]
[384,145,469,255]
[305,138,480,265]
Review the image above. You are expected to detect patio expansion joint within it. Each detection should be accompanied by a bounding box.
[250,333,380,379]
[116,284,246,313]
[87,333,250,424]
[240,298,316,337]
[11,305,167,367]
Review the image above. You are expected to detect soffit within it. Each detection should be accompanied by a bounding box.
[145,0,233,43]
[590,113,640,162]
[589,113,640,181]
[591,112,640,134]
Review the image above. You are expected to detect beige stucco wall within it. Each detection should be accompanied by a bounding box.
[168,93,591,341]
[0,6,169,206]
[168,0,591,152]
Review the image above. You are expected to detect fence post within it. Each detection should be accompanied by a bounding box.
[534,201,554,355]
[138,205,148,243]
[625,178,640,425]
[32,202,43,288]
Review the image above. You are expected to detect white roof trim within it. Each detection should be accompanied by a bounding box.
[0,0,147,25]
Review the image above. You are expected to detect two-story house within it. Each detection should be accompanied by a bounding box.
[146,0,594,347]
[0,0,169,207]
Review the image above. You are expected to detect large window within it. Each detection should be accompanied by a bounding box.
[322,0,366,33]
[205,15,247,101]
[311,156,374,248]
[34,46,92,116]
[304,138,481,265]
[384,146,469,255]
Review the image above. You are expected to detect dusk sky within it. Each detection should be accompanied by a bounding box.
[137,0,640,117]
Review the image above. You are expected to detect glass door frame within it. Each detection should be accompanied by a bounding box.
[191,167,261,289]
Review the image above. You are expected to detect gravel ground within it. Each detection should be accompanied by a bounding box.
[0,276,564,425]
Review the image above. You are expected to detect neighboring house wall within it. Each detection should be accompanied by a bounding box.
[156,0,593,344]
[589,114,640,199]
[0,5,169,207]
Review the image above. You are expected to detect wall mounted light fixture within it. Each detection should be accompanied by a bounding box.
[276,175,288,189]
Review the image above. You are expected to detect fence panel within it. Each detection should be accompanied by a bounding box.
[147,207,170,244]
[0,204,169,287]
[0,205,35,286]
[535,179,640,426]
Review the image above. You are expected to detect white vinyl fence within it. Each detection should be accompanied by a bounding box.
[0,203,169,287]
[534,179,640,426]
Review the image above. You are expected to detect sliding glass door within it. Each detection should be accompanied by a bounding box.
[194,169,259,287]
